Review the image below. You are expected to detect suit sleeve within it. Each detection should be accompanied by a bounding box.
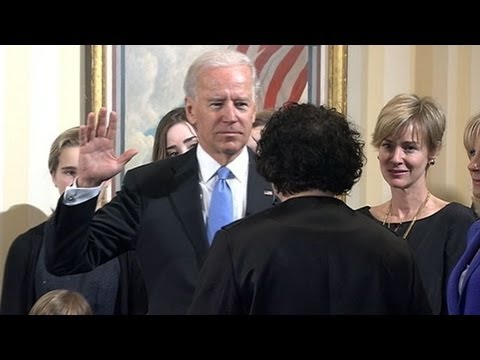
[188,230,242,315]
[45,177,142,276]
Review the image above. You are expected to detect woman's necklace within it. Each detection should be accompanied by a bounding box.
[382,192,431,240]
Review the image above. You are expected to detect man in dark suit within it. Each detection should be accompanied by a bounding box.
[45,49,273,314]
[188,103,432,315]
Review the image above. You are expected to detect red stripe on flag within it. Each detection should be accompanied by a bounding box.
[253,45,282,74]
[289,65,307,103]
[229,45,308,109]
[264,46,304,109]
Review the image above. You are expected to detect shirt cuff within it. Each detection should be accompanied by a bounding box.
[63,178,103,206]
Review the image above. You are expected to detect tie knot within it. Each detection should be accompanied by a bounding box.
[217,167,231,180]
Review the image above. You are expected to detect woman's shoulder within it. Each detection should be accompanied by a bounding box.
[427,202,477,232]
[442,202,477,219]
[6,222,45,258]
[10,222,46,247]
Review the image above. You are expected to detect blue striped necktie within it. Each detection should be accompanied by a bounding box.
[207,167,233,245]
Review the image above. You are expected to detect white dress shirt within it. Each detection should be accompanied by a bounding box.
[196,144,249,224]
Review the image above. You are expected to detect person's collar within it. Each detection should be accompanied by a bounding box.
[196,144,249,182]
[276,189,335,202]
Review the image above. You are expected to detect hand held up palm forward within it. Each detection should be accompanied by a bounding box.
[77,108,138,188]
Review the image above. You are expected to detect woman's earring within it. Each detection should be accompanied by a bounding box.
[429,159,436,166]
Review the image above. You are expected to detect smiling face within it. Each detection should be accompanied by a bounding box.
[185,65,256,164]
[377,125,432,190]
[165,121,198,158]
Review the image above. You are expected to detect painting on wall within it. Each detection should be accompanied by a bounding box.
[111,45,327,174]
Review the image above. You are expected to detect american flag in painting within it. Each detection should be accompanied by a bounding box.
[228,45,308,110]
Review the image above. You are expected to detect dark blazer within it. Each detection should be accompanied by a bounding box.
[357,203,474,314]
[188,196,432,315]
[0,222,147,315]
[45,147,273,314]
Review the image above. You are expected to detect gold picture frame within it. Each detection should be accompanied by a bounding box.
[85,45,107,113]
[327,45,348,114]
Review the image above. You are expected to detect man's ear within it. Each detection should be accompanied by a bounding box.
[185,98,196,125]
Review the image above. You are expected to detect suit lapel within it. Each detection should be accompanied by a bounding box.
[455,224,480,311]
[245,149,275,216]
[169,150,210,264]
[459,237,480,296]
[167,148,272,265]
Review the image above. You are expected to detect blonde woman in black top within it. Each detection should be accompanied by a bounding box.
[357,94,475,315]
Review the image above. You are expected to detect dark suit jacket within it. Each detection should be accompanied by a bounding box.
[45,147,273,314]
[188,196,432,315]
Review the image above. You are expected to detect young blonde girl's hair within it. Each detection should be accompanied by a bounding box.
[29,289,93,315]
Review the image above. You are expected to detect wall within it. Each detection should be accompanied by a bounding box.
[0,45,83,296]
[347,45,480,209]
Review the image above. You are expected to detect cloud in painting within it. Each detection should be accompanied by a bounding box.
[123,45,225,171]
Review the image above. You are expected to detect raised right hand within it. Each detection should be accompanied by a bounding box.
[76,107,138,188]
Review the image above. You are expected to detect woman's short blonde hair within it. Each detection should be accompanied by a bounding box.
[464,112,480,153]
[371,94,445,154]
